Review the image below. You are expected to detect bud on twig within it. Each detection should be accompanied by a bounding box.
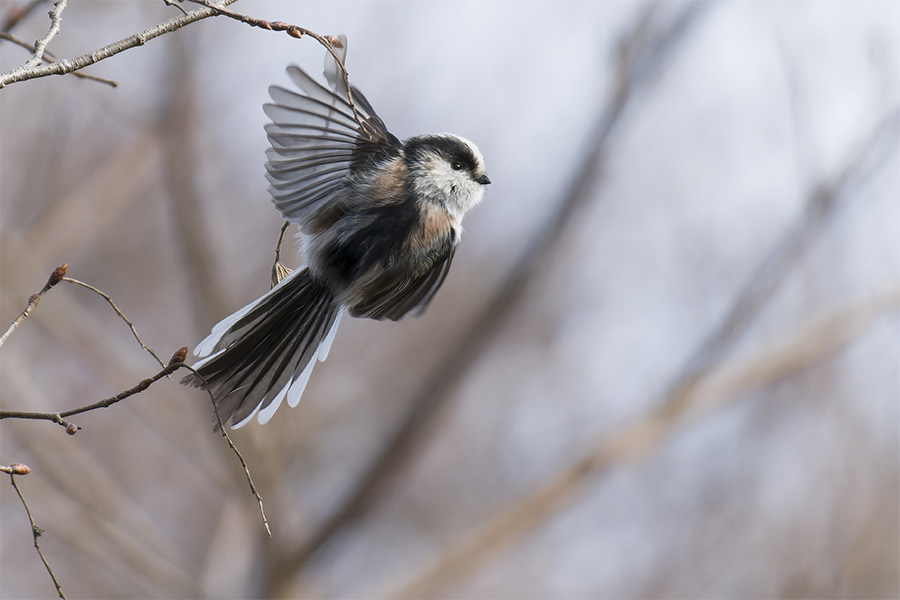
[9,463,31,475]
[169,346,189,366]
[65,423,79,435]
[47,263,68,287]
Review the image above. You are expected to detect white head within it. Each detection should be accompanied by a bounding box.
[404,134,490,222]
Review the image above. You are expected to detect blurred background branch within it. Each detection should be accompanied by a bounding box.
[264,6,714,596]
[1,0,48,32]
[386,287,900,598]
[379,71,900,600]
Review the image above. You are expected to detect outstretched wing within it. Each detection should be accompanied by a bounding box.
[264,36,401,231]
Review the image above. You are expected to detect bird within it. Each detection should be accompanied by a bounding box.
[181,37,490,428]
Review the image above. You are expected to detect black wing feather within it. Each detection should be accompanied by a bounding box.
[264,49,401,231]
[351,244,457,321]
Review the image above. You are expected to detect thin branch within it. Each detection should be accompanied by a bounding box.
[385,288,900,598]
[0,260,269,533]
[61,278,166,368]
[0,264,165,366]
[0,263,67,348]
[0,30,118,86]
[183,0,364,130]
[21,0,67,70]
[0,0,241,88]
[265,5,713,591]
[162,0,189,17]
[0,361,183,430]
[0,352,271,533]
[182,364,272,537]
[7,471,67,599]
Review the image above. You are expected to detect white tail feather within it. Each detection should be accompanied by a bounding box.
[228,305,341,427]
[231,390,265,429]
[255,378,292,425]
[317,309,344,362]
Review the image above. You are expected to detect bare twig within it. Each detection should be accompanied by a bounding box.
[181,364,272,537]
[6,471,67,599]
[21,0,67,70]
[265,6,713,592]
[386,289,900,598]
[183,0,364,130]
[0,264,165,365]
[0,352,271,533]
[61,277,166,368]
[163,0,189,17]
[0,263,67,348]
[0,0,240,87]
[0,262,269,534]
[0,30,118,86]
[0,361,183,430]
[271,221,293,288]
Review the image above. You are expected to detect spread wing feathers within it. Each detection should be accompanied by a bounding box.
[181,269,340,429]
[351,245,457,321]
[264,38,400,230]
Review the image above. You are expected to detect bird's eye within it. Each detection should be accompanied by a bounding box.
[451,161,463,171]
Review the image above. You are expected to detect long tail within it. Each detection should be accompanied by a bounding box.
[181,268,342,428]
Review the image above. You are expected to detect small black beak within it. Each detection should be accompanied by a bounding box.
[476,174,491,185]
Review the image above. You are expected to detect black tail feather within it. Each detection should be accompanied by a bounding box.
[181,269,338,428]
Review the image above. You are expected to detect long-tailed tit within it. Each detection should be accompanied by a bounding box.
[181,38,490,428]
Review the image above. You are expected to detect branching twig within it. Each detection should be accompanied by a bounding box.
[0,0,241,87]
[1,261,269,535]
[183,0,364,130]
[0,263,67,348]
[61,277,166,368]
[162,0,189,17]
[0,30,118,86]
[21,0,67,70]
[0,359,183,430]
[5,468,67,599]
[0,263,165,366]
[0,352,271,534]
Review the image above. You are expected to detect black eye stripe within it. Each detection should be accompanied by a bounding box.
[404,135,481,174]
